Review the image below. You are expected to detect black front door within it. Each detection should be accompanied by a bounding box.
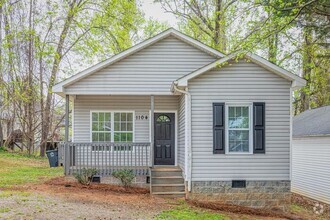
[154,113,175,165]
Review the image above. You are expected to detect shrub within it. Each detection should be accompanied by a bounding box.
[73,168,97,185]
[112,169,135,187]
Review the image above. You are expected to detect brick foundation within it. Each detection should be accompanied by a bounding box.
[188,180,291,210]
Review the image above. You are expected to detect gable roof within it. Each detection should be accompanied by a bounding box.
[174,52,306,90]
[53,28,225,94]
[293,106,330,137]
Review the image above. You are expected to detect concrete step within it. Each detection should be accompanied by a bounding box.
[152,166,182,171]
[152,184,185,193]
[151,170,183,177]
[152,191,186,198]
[152,176,184,184]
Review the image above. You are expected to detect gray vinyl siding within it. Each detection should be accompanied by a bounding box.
[292,136,330,204]
[178,94,186,176]
[72,95,179,167]
[189,60,291,181]
[73,95,178,142]
[65,36,216,94]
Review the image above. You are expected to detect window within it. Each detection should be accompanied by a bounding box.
[91,111,134,150]
[114,112,133,142]
[91,112,111,142]
[157,115,170,122]
[226,105,252,153]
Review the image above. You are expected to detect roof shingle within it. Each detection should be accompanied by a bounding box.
[293,106,330,137]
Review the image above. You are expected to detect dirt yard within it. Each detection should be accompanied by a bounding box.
[0,177,172,219]
[0,177,328,219]
[0,152,329,220]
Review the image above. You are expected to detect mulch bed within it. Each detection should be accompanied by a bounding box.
[188,200,304,220]
[44,177,150,194]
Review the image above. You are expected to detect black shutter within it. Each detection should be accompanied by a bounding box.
[253,102,265,153]
[213,103,225,154]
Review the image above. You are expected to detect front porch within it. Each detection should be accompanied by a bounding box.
[60,94,186,179]
[60,142,151,176]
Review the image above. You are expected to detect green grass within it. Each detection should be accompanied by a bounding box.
[0,207,10,213]
[156,204,228,220]
[0,151,63,188]
[290,204,306,212]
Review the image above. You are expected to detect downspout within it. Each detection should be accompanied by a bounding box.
[173,82,192,192]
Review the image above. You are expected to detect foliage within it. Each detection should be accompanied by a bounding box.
[112,169,135,188]
[73,168,97,185]
[156,203,228,220]
[0,151,62,188]
[159,0,329,114]
[0,0,167,156]
[0,146,6,152]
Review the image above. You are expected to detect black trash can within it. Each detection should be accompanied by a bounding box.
[46,149,58,167]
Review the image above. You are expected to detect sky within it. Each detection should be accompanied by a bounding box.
[140,0,178,28]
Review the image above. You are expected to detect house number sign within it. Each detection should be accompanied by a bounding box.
[136,115,148,120]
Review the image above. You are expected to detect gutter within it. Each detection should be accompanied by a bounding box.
[173,82,192,192]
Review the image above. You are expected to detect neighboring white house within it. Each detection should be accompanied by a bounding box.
[53,28,305,209]
[292,106,330,204]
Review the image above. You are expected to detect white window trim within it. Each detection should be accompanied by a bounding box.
[225,103,253,155]
[90,110,135,147]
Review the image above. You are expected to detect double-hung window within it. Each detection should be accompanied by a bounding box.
[91,111,134,151]
[91,112,111,142]
[226,104,252,154]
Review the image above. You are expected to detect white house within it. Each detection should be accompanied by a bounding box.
[53,28,305,209]
[292,106,330,204]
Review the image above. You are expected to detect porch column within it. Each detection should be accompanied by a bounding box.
[64,95,70,175]
[150,95,154,167]
[65,95,69,142]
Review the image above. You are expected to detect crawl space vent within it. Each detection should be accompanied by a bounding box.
[232,180,246,188]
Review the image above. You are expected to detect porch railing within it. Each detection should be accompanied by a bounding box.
[60,142,151,176]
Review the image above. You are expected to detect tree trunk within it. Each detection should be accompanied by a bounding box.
[40,0,81,157]
[299,28,312,113]
[268,33,278,64]
[214,0,226,52]
[0,2,3,146]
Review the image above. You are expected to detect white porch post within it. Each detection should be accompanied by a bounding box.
[150,95,154,167]
[65,95,69,142]
[64,95,70,175]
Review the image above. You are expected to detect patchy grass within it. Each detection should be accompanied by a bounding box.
[0,207,10,213]
[290,204,306,212]
[156,203,228,220]
[0,151,63,188]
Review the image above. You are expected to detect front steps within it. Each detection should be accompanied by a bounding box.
[151,166,185,198]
